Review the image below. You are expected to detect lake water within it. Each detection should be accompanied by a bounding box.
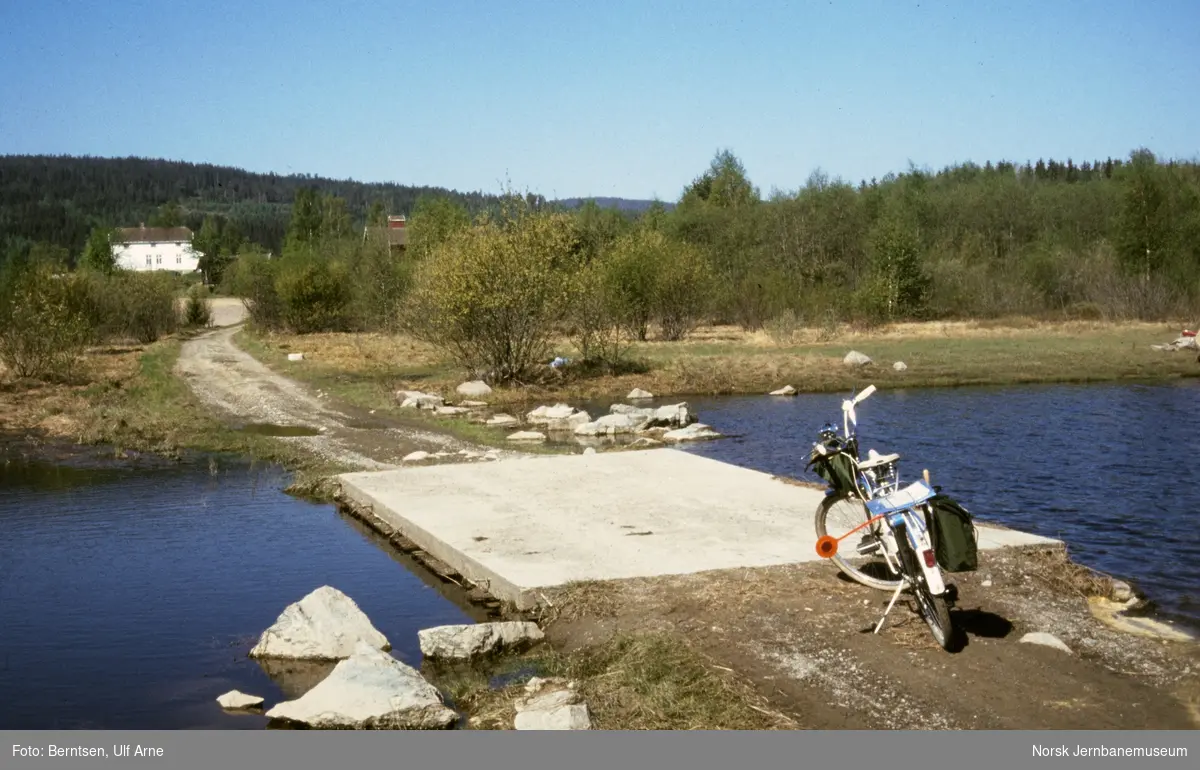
[3,380,1198,729]
[0,458,479,730]
[671,380,1200,633]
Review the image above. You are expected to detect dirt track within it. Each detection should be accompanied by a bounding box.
[175,302,512,471]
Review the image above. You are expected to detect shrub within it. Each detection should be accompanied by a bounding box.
[0,260,89,379]
[183,283,213,327]
[568,258,630,371]
[118,271,181,343]
[225,249,283,329]
[655,240,716,341]
[275,256,353,333]
[403,210,580,382]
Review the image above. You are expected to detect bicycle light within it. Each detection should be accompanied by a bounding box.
[815,536,838,558]
[923,549,936,568]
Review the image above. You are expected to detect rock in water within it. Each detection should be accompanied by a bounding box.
[844,350,872,366]
[506,431,547,442]
[893,361,908,372]
[216,690,264,710]
[769,385,797,396]
[1019,632,1072,654]
[265,642,456,729]
[402,451,430,463]
[627,388,654,399]
[249,585,390,660]
[486,414,519,427]
[661,423,722,442]
[418,621,545,660]
[456,380,493,397]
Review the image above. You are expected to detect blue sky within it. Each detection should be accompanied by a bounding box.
[1,1,1197,200]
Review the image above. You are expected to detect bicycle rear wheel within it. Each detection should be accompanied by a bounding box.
[894,524,960,652]
[815,493,902,591]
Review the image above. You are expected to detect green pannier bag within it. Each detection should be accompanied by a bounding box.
[806,449,859,497]
[926,493,979,573]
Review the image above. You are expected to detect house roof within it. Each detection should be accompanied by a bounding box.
[363,225,408,248]
[117,226,194,243]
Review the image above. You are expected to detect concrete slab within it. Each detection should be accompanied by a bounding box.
[336,449,1059,609]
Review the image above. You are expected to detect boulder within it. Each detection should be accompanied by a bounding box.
[216,690,264,710]
[1110,579,1135,603]
[631,437,663,448]
[526,404,588,429]
[402,451,430,463]
[397,391,444,410]
[418,621,545,661]
[287,353,304,362]
[844,350,872,366]
[1019,632,1072,654]
[434,406,471,417]
[575,413,650,436]
[249,585,390,660]
[456,380,493,398]
[506,431,547,442]
[652,402,694,427]
[486,414,519,428]
[893,361,908,372]
[265,642,456,730]
[582,447,597,455]
[662,423,722,442]
[627,388,654,400]
[610,403,654,418]
[459,400,489,408]
[513,677,591,731]
[769,385,797,396]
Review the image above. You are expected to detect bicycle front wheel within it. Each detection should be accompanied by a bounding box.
[815,493,902,591]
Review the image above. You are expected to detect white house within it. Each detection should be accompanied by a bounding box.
[113,224,203,273]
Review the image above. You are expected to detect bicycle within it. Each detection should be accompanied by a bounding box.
[807,385,963,651]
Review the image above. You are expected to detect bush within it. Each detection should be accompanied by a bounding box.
[0,260,90,379]
[351,239,413,332]
[225,249,283,329]
[118,271,181,343]
[568,258,630,370]
[183,283,213,327]
[275,256,353,333]
[403,210,580,382]
[655,240,716,341]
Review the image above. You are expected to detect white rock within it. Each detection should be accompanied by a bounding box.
[287,353,304,361]
[487,414,519,427]
[459,400,488,408]
[662,423,722,442]
[652,402,694,427]
[844,350,872,366]
[506,431,547,442]
[610,403,654,418]
[513,678,590,730]
[893,361,908,372]
[265,642,456,729]
[216,690,264,710]
[631,437,662,448]
[398,391,444,410]
[1019,632,1072,654]
[402,451,430,463]
[1111,579,1135,603]
[418,622,545,660]
[582,447,597,455]
[514,704,591,730]
[627,388,654,399]
[249,586,390,660]
[575,413,650,436]
[769,385,797,396]
[527,403,579,424]
[434,406,471,416]
[456,380,493,397]
[981,579,993,587]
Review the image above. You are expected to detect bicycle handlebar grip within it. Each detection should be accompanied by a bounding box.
[855,384,877,403]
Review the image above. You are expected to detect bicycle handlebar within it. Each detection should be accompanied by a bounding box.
[853,384,876,404]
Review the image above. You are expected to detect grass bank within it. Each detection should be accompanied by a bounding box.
[0,334,341,493]
[237,318,1200,416]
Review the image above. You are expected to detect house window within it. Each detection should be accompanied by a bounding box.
[156,255,162,265]
[146,256,152,266]
[175,242,182,247]
[177,256,182,264]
